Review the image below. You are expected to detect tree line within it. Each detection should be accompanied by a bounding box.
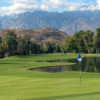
[0,28,100,58]
[62,28,100,53]
[0,30,61,58]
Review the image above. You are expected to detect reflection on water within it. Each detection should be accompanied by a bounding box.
[30,65,72,73]
[80,57,100,73]
[30,57,100,73]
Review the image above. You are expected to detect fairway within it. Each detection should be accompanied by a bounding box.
[0,53,100,100]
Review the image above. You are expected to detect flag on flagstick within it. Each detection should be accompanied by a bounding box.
[77,54,82,62]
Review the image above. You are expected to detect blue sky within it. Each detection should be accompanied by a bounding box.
[0,0,99,15]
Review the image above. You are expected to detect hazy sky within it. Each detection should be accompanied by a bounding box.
[0,0,99,15]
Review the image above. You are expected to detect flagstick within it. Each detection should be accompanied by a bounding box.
[77,53,82,86]
[80,62,82,86]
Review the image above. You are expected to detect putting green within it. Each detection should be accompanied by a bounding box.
[0,53,100,100]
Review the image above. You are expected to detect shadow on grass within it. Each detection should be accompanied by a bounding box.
[22,91,100,100]
[0,62,23,64]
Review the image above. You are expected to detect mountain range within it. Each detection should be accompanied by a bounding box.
[0,10,100,34]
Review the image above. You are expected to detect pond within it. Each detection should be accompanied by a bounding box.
[30,57,100,73]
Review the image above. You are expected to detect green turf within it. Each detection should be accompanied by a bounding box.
[0,53,100,100]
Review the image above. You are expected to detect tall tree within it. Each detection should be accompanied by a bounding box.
[17,36,31,55]
[64,36,80,53]
[0,37,5,58]
[94,28,100,53]
[83,30,94,53]
[2,30,17,56]
[46,42,57,53]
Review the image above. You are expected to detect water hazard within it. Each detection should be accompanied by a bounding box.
[30,57,100,73]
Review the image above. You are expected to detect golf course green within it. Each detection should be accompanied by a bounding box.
[0,53,100,100]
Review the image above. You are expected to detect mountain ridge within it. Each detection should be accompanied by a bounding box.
[0,10,100,34]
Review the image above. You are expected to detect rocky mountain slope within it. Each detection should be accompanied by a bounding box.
[0,27,67,43]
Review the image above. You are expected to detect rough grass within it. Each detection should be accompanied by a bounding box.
[0,53,100,100]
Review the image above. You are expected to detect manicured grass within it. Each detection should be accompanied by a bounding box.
[0,53,100,100]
